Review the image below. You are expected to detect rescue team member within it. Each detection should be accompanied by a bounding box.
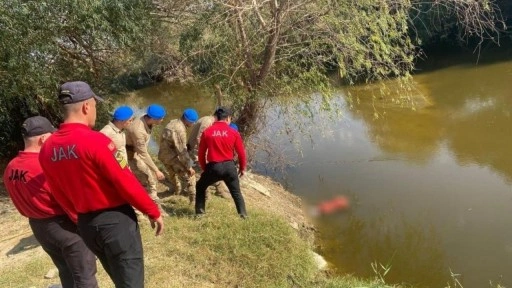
[39,81,164,288]
[187,113,230,199]
[125,104,166,201]
[196,107,248,218]
[100,105,134,163]
[3,116,98,288]
[158,108,198,203]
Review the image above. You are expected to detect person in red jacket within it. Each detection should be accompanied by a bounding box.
[196,106,248,218]
[3,116,98,288]
[39,81,164,288]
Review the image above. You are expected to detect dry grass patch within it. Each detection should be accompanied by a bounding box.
[141,196,317,287]
[0,173,397,288]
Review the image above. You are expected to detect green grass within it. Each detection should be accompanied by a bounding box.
[0,196,394,288]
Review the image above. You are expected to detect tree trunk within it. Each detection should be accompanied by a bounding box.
[236,100,262,139]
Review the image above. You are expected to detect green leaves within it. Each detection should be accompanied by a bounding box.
[0,0,156,158]
[174,0,416,107]
[0,0,505,157]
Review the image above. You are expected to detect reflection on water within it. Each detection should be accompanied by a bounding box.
[257,60,512,287]
[122,82,218,119]
[318,213,448,287]
[129,59,512,287]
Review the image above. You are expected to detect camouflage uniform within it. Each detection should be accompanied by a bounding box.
[187,115,215,161]
[187,116,230,199]
[158,119,196,202]
[100,122,128,164]
[125,116,160,201]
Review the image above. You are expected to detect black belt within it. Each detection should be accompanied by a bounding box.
[208,160,234,165]
[78,204,133,221]
[29,214,68,223]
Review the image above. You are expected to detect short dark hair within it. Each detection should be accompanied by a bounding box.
[214,106,232,120]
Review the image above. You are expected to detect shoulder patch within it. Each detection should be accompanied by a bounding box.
[115,150,128,169]
[107,141,116,152]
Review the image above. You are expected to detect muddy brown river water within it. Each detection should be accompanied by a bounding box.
[129,56,512,287]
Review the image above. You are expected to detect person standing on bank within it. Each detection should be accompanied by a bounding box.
[195,107,248,218]
[3,116,98,288]
[39,81,164,288]
[100,105,134,164]
[125,104,166,202]
[158,108,198,203]
[187,113,231,199]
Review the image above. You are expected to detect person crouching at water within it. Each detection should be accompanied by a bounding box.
[125,104,167,202]
[158,108,199,203]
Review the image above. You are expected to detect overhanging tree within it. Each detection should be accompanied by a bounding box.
[157,0,504,135]
[0,0,156,158]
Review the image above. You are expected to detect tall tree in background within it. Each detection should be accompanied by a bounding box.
[0,0,155,158]
[175,0,416,134]
[0,0,505,158]
[158,0,504,134]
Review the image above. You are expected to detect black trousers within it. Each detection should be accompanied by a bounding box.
[29,216,98,288]
[78,205,144,288]
[195,161,247,216]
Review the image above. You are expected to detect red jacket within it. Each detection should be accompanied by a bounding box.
[39,123,160,220]
[198,121,246,171]
[3,151,69,220]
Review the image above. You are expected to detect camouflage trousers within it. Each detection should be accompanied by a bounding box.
[163,161,196,202]
[129,155,159,201]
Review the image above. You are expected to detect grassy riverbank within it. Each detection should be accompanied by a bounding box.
[0,174,395,288]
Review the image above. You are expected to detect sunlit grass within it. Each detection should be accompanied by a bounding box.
[0,196,396,288]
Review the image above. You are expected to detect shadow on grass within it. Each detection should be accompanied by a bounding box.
[6,235,39,256]
[156,187,173,199]
[160,197,195,219]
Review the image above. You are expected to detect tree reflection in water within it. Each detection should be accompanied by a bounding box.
[316,210,449,287]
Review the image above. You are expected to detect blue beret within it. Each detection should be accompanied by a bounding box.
[183,108,199,123]
[113,106,134,121]
[229,123,239,131]
[147,104,166,120]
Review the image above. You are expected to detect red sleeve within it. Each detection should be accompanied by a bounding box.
[234,134,246,171]
[93,137,161,219]
[198,132,207,171]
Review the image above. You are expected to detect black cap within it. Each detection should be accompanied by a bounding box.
[58,81,104,104]
[214,106,232,120]
[21,116,56,137]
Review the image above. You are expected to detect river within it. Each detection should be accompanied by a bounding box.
[127,56,512,287]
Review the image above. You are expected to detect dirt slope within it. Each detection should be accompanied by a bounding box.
[0,172,314,269]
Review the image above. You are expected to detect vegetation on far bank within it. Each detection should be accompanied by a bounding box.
[0,0,509,158]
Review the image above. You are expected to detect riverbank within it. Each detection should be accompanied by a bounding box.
[0,172,393,288]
